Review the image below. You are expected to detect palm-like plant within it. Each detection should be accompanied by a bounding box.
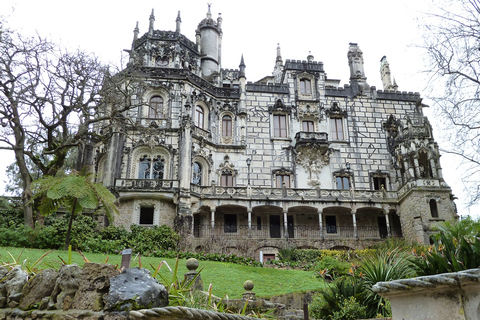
[32,173,118,250]
[360,248,414,317]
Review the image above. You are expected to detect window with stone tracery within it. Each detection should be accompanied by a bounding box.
[138,155,165,179]
[192,162,202,185]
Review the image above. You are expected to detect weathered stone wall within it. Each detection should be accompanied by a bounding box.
[373,268,480,320]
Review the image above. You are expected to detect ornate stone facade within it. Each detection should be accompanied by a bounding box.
[93,6,457,258]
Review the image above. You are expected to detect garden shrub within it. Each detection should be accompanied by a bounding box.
[314,256,352,279]
[128,224,181,253]
[309,277,367,320]
[0,224,31,247]
[293,249,322,262]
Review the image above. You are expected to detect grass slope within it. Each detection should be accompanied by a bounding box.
[0,247,325,299]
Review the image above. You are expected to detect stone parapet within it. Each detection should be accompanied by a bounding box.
[373,268,480,320]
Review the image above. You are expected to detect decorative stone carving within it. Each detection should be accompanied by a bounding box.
[268,98,292,114]
[217,155,237,177]
[295,145,331,186]
[325,101,347,117]
[297,102,322,121]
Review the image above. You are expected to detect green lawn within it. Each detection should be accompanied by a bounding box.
[0,247,326,299]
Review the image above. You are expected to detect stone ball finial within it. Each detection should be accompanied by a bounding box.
[243,280,254,291]
[186,258,199,271]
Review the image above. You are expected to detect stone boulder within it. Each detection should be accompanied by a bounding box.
[105,268,168,311]
[0,265,28,308]
[48,264,82,310]
[72,263,118,311]
[18,269,58,310]
[0,266,9,308]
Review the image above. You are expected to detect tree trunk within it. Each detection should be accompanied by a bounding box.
[14,148,34,228]
[64,198,78,251]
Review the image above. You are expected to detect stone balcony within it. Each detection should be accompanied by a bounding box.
[294,131,329,149]
[191,185,398,203]
[114,179,398,203]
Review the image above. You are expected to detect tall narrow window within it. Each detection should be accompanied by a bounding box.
[302,120,315,132]
[336,176,349,190]
[373,177,387,190]
[276,174,291,188]
[222,115,232,136]
[300,79,311,94]
[220,171,233,187]
[330,117,344,140]
[273,114,287,137]
[429,199,439,218]
[192,162,202,185]
[195,106,204,129]
[148,96,163,118]
[138,155,164,179]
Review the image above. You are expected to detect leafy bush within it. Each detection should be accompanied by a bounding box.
[292,249,322,262]
[0,224,31,247]
[411,218,480,275]
[128,225,181,253]
[314,256,352,279]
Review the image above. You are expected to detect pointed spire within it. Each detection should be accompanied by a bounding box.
[239,55,246,78]
[276,43,282,63]
[176,11,181,34]
[217,13,222,29]
[133,21,139,42]
[148,9,155,35]
[207,3,212,19]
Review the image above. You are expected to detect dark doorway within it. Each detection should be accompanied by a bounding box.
[194,217,200,238]
[325,215,337,234]
[270,215,281,238]
[378,216,388,238]
[287,215,294,238]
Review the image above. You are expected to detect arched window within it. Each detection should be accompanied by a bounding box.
[138,155,164,179]
[300,79,311,94]
[195,106,204,128]
[222,115,232,136]
[336,176,350,190]
[148,96,163,118]
[192,162,202,185]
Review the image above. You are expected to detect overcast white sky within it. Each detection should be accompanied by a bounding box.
[1,0,476,217]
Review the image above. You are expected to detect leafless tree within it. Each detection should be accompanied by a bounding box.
[0,24,140,227]
[422,0,480,206]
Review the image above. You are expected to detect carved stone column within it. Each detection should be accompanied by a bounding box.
[318,208,324,239]
[210,208,216,236]
[247,210,252,238]
[283,209,288,238]
[352,209,358,239]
